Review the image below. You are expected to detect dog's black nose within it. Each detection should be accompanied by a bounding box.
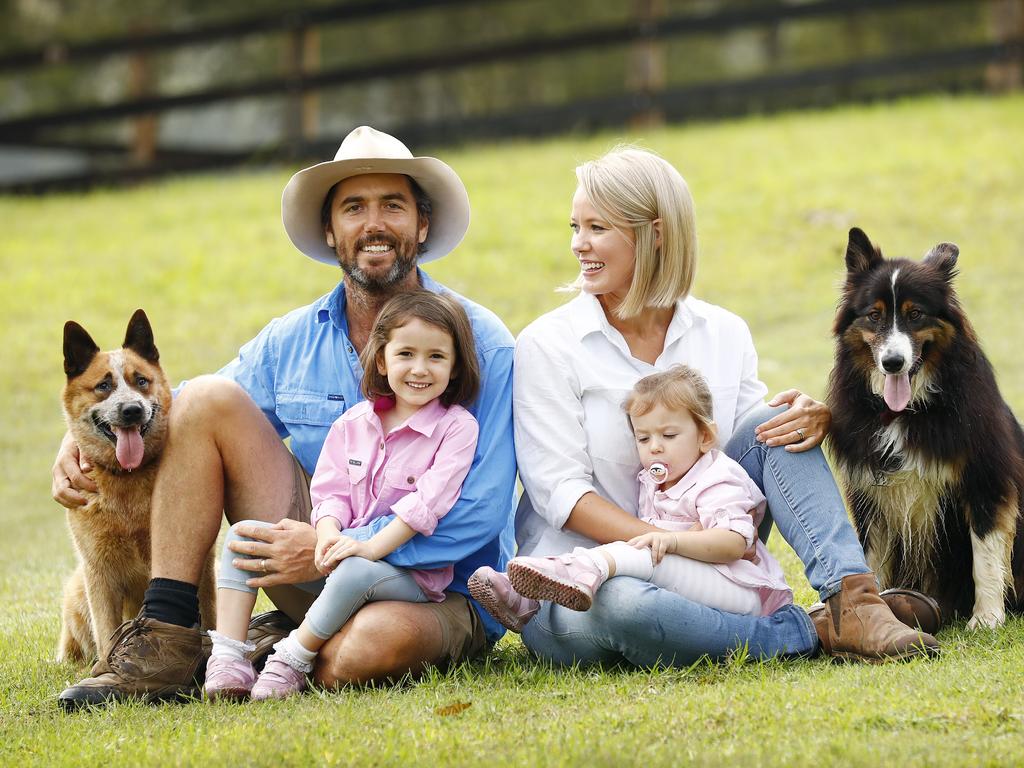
[119,403,145,424]
[881,354,905,373]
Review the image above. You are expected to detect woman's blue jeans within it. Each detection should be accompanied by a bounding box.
[521,404,870,668]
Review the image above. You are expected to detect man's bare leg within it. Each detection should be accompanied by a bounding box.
[150,376,297,584]
[314,602,451,686]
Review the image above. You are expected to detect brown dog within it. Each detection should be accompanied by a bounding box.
[57,309,214,662]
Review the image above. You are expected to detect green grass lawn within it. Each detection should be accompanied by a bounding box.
[3,92,1024,766]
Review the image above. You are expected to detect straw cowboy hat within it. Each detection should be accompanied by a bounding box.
[281,126,471,266]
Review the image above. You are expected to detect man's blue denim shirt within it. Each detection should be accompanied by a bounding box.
[215,270,517,642]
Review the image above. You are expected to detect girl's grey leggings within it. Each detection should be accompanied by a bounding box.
[218,520,428,640]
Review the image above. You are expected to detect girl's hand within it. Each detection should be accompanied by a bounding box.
[314,528,343,574]
[320,535,379,572]
[754,389,832,452]
[627,532,676,564]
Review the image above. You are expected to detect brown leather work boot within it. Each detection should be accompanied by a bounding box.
[245,610,298,671]
[808,573,940,663]
[878,588,943,636]
[808,586,944,637]
[57,617,204,711]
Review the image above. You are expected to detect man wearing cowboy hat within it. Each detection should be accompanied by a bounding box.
[53,126,517,709]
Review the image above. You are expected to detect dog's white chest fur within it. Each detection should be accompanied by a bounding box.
[849,420,960,588]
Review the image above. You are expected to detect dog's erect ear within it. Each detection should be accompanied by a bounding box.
[924,242,959,283]
[123,309,160,364]
[845,227,883,274]
[64,322,100,379]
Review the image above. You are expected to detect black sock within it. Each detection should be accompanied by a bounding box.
[141,578,200,628]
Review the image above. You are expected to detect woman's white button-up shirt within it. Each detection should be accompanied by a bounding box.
[514,292,768,557]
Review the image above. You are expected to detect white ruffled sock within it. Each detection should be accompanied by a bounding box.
[273,631,316,673]
[207,630,255,661]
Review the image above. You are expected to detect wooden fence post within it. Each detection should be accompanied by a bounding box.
[302,27,321,144]
[285,24,321,158]
[985,0,1024,91]
[629,0,666,129]
[128,32,156,167]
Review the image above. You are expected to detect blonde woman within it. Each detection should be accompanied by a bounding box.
[473,147,940,665]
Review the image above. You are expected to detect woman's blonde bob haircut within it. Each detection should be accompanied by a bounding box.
[623,365,718,447]
[571,146,697,318]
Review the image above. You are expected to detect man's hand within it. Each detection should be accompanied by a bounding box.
[228,518,320,587]
[52,431,97,508]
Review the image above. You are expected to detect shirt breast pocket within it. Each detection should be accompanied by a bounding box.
[275,392,346,428]
[383,464,420,492]
[346,460,368,486]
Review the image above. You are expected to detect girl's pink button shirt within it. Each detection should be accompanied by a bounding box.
[309,397,479,600]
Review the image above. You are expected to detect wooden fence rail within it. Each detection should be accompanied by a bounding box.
[0,0,502,73]
[1,0,1020,192]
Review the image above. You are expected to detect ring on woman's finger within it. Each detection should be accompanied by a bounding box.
[260,558,268,574]
[796,428,806,440]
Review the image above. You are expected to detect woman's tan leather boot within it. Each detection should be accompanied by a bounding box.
[809,573,940,662]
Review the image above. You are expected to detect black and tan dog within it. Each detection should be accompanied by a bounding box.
[827,228,1024,629]
[57,310,213,662]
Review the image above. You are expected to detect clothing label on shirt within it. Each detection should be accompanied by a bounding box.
[349,459,362,466]
[327,394,344,401]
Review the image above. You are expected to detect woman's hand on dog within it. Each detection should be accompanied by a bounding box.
[229,519,321,587]
[754,389,832,452]
[51,431,97,507]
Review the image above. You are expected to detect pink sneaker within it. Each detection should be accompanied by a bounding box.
[250,651,308,701]
[507,552,605,611]
[203,655,257,701]
[468,566,539,633]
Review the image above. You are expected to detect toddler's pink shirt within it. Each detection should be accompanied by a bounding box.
[639,449,793,615]
[309,396,479,601]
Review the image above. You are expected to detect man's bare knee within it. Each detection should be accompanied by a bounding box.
[313,604,442,688]
[155,374,292,528]
[171,375,251,431]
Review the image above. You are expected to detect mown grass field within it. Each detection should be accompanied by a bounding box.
[2,93,1024,766]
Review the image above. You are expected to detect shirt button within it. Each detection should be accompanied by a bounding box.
[406,476,415,484]
[347,346,354,353]
[379,442,385,450]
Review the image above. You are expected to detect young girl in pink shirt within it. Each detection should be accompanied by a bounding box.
[205,290,480,700]
[471,365,792,631]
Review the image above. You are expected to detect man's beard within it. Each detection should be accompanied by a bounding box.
[336,233,419,294]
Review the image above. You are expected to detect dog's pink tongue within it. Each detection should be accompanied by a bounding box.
[113,426,144,470]
[883,373,912,412]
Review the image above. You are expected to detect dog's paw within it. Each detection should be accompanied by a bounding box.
[966,611,1005,630]
[55,646,85,664]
